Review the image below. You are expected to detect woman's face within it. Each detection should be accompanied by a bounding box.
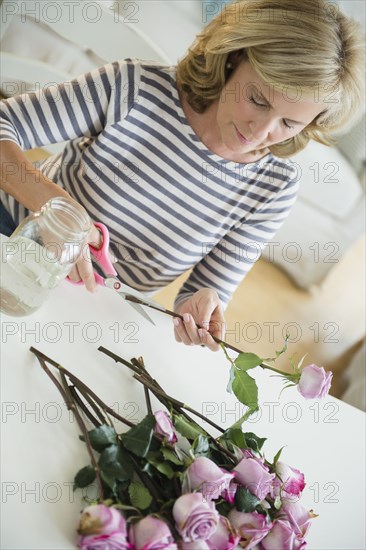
[216,60,324,155]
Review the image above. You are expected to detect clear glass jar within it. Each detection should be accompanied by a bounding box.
[0,197,91,317]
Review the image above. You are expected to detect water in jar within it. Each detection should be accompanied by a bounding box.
[0,236,66,316]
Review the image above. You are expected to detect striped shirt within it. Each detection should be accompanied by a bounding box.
[0,59,299,308]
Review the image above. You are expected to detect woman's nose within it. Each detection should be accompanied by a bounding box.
[249,117,273,140]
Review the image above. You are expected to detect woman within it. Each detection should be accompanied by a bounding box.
[0,0,364,350]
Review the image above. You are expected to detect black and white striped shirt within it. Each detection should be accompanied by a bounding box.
[0,59,299,307]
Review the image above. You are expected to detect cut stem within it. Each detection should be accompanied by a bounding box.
[35,356,104,500]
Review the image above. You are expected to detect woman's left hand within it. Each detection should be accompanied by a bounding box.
[174,288,226,352]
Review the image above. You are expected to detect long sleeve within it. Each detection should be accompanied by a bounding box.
[175,175,299,309]
[0,60,136,150]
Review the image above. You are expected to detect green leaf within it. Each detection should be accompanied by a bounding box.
[243,432,267,453]
[232,370,258,410]
[100,470,117,492]
[227,407,259,432]
[73,464,96,490]
[220,428,246,449]
[273,445,286,466]
[145,456,175,479]
[98,444,134,482]
[235,486,261,512]
[173,414,206,440]
[297,353,308,371]
[226,365,236,393]
[88,425,117,452]
[263,337,289,363]
[234,353,262,372]
[128,481,153,510]
[193,434,210,456]
[121,415,156,457]
[161,448,184,466]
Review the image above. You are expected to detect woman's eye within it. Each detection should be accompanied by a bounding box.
[250,96,267,107]
[283,120,295,130]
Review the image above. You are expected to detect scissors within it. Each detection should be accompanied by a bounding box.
[68,222,165,325]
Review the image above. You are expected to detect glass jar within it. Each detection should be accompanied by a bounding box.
[0,197,91,317]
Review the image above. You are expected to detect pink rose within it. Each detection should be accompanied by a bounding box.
[129,516,177,550]
[182,457,235,500]
[181,542,210,549]
[282,501,316,538]
[79,532,131,550]
[78,505,127,537]
[173,493,219,542]
[259,519,306,550]
[154,411,177,443]
[276,463,305,497]
[222,480,238,503]
[206,515,240,550]
[298,364,332,399]
[228,510,272,549]
[234,453,276,501]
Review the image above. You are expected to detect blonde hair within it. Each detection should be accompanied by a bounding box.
[176,0,365,157]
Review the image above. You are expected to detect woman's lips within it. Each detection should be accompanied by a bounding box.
[235,126,252,145]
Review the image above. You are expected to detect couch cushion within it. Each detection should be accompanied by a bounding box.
[262,140,365,289]
[291,140,363,219]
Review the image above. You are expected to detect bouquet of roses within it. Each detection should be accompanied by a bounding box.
[30,341,332,550]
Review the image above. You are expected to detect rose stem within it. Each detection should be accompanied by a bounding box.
[72,384,113,427]
[134,374,225,434]
[135,357,153,416]
[127,452,164,504]
[133,376,236,462]
[98,346,225,434]
[125,295,245,355]
[35,355,104,500]
[69,385,101,428]
[29,347,135,428]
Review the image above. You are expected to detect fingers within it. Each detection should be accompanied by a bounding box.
[173,314,201,346]
[173,313,222,352]
[68,241,97,292]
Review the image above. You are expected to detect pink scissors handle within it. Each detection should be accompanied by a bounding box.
[67,222,117,286]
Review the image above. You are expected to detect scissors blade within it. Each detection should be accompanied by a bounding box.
[104,278,166,325]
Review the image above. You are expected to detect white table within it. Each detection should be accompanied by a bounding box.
[1,281,365,549]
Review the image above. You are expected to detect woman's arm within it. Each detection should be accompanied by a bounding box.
[0,141,71,211]
[173,168,300,350]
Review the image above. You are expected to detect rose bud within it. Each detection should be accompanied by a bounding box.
[78,505,127,537]
[234,453,276,501]
[129,516,177,550]
[260,519,306,550]
[298,364,332,399]
[173,493,219,542]
[79,531,131,550]
[182,456,235,500]
[228,510,272,549]
[206,515,240,550]
[154,410,178,443]
[276,462,305,497]
[282,500,317,538]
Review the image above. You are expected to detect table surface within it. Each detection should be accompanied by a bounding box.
[1,280,365,549]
